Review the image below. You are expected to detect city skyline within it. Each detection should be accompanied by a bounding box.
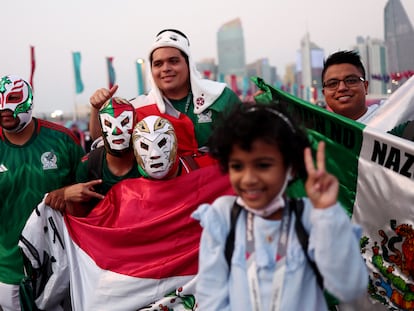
[2,0,414,116]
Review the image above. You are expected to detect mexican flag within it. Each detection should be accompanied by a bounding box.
[254,76,414,310]
[19,164,234,311]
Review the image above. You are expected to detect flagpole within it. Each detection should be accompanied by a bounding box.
[72,51,86,121]
[136,58,145,95]
[29,46,36,93]
[106,57,116,89]
[72,51,78,121]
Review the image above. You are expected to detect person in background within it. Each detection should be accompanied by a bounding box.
[89,28,241,150]
[69,122,85,150]
[0,75,84,311]
[321,50,380,124]
[192,102,368,310]
[83,127,93,153]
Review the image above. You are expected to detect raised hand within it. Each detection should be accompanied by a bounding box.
[90,84,119,110]
[303,141,339,209]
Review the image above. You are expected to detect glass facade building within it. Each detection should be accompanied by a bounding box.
[384,0,414,75]
[217,18,246,77]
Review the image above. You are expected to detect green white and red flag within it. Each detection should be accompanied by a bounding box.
[254,76,414,310]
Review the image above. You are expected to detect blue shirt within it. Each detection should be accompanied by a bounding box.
[192,195,368,311]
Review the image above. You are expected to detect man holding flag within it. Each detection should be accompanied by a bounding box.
[320,48,414,292]
[320,49,387,311]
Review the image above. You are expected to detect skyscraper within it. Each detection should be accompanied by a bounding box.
[295,33,324,102]
[217,18,246,78]
[384,0,414,78]
[354,36,388,95]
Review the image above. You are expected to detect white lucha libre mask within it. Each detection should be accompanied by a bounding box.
[133,115,178,179]
[99,97,135,155]
[0,75,33,133]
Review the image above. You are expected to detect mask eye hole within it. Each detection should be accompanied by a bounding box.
[121,116,130,127]
[6,93,23,103]
[140,142,148,150]
[104,120,112,128]
[158,137,167,148]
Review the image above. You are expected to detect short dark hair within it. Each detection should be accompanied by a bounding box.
[208,102,310,180]
[321,50,366,82]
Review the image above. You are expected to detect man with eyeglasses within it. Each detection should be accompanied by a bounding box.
[322,50,388,311]
[321,50,380,124]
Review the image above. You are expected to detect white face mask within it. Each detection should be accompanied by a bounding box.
[100,110,134,152]
[0,75,33,133]
[133,115,178,179]
[99,98,135,155]
[238,167,293,217]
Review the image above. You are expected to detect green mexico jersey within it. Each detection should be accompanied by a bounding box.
[0,118,84,284]
[170,87,241,147]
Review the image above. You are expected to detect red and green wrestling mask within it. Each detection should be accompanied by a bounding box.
[0,75,33,133]
[99,97,136,156]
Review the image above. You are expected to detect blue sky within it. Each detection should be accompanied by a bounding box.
[2,0,414,117]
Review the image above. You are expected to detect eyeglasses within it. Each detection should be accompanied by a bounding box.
[323,76,365,90]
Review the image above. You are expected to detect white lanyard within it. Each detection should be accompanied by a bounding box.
[245,207,291,311]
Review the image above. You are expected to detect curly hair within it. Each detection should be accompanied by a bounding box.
[208,102,310,180]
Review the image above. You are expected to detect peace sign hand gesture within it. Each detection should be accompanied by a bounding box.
[304,141,339,209]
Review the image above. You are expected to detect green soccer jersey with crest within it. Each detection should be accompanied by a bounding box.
[76,147,140,196]
[170,87,241,148]
[0,118,84,284]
